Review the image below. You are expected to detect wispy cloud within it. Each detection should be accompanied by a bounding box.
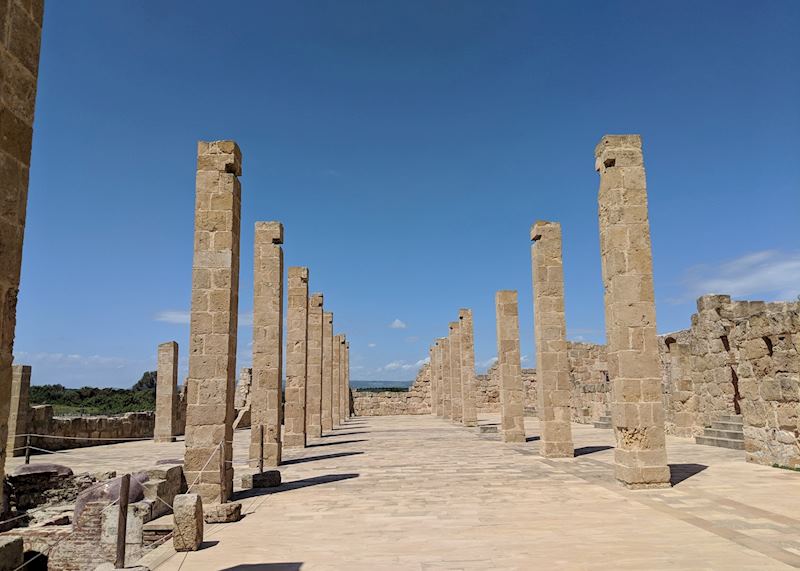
[381,360,417,371]
[679,250,800,302]
[367,343,376,348]
[476,356,498,369]
[521,355,530,363]
[389,318,407,329]
[14,351,130,369]
[154,310,190,324]
[415,357,430,366]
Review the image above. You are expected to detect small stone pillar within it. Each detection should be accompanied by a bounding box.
[459,309,478,427]
[531,221,574,458]
[7,365,31,457]
[595,134,670,488]
[448,321,463,423]
[306,293,324,438]
[284,266,309,448]
[154,342,178,443]
[440,337,452,419]
[251,221,284,467]
[429,345,437,416]
[322,312,334,431]
[495,290,526,443]
[183,140,242,504]
[332,334,342,426]
[173,494,203,552]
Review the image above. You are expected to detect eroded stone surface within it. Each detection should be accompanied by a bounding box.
[155,342,178,443]
[203,501,242,524]
[495,291,526,443]
[173,493,203,552]
[284,267,309,448]
[306,293,324,437]
[459,309,477,427]
[322,312,334,431]
[448,321,463,423]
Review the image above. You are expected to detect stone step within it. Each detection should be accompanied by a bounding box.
[479,425,498,434]
[711,421,744,432]
[593,420,612,430]
[704,428,744,441]
[598,416,612,423]
[695,436,745,450]
[717,414,743,424]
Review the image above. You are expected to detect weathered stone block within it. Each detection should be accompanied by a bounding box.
[173,493,203,552]
[203,501,242,523]
[241,470,282,489]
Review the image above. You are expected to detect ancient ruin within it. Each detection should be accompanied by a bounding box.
[448,321,463,423]
[154,342,179,443]
[321,311,334,431]
[495,291,526,443]
[459,309,478,427]
[331,333,342,426]
[306,293,324,438]
[284,267,309,447]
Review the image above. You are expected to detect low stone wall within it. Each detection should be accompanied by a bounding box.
[352,364,431,416]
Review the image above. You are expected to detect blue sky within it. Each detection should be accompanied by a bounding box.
[14,1,800,388]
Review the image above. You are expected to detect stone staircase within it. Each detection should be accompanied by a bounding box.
[593,414,612,429]
[695,414,744,450]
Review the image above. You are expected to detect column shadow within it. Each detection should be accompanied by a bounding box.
[525,436,540,442]
[220,565,303,571]
[669,463,709,486]
[281,451,364,466]
[235,473,359,499]
[306,439,366,448]
[574,445,613,457]
[322,431,369,438]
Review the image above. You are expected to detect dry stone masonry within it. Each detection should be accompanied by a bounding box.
[6,365,30,457]
[285,266,309,447]
[448,321,463,423]
[251,221,284,467]
[495,291,526,443]
[459,309,478,427]
[306,293,324,437]
[183,140,242,504]
[332,333,342,426]
[154,342,178,443]
[595,134,670,489]
[322,312,334,431]
[531,221,574,458]
[440,337,452,419]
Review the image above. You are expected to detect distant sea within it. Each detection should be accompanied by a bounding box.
[350,380,413,390]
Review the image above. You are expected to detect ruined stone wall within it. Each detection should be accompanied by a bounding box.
[568,342,609,424]
[28,407,154,452]
[352,365,431,416]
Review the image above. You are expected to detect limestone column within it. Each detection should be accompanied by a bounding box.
[531,221,574,458]
[448,321,463,423]
[459,309,478,427]
[306,293,324,438]
[595,134,670,488]
[345,341,351,418]
[338,336,347,421]
[0,1,43,507]
[284,267,309,448]
[496,291,526,443]
[251,221,283,467]
[434,339,445,417]
[184,141,242,504]
[331,334,341,426]
[429,345,438,416]
[155,342,179,443]
[440,337,452,419]
[321,312,334,431]
[7,365,31,457]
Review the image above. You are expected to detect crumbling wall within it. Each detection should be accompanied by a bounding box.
[352,364,431,416]
[567,342,609,424]
[28,407,154,452]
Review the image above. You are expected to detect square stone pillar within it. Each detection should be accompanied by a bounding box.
[306,293,324,438]
[184,140,242,504]
[459,309,478,427]
[345,341,351,418]
[434,339,446,416]
[440,337,452,419]
[448,321,463,423]
[7,365,31,457]
[284,267,309,448]
[429,345,437,416]
[155,342,179,443]
[0,1,43,507]
[531,221,574,458]
[338,336,348,421]
[495,291,526,443]
[595,134,670,488]
[332,334,341,427]
[321,312,334,431]
[251,221,283,467]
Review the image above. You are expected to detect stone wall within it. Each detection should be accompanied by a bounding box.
[352,364,431,416]
[28,406,154,452]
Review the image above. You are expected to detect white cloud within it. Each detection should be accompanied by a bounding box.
[389,318,407,329]
[367,343,376,348]
[14,351,130,369]
[680,250,800,302]
[476,356,498,369]
[521,355,530,363]
[154,310,190,324]
[382,360,417,371]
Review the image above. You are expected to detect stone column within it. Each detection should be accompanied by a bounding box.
[321,312,334,431]
[345,341,351,418]
[459,309,478,427]
[7,365,31,457]
[448,322,463,422]
[434,339,445,416]
[338,336,347,421]
[306,293,324,438]
[440,337,452,419]
[0,0,43,507]
[284,267,309,448]
[531,221,574,458]
[429,345,438,416]
[496,291,526,443]
[155,342,179,443]
[331,334,341,426]
[595,134,670,488]
[184,141,242,504]
[251,221,283,467]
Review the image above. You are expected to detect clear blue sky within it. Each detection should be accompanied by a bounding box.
[14,1,800,388]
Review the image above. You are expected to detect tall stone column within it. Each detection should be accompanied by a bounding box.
[434,339,445,416]
[306,293,324,438]
[154,342,178,443]
[284,267,309,448]
[448,321,463,422]
[0,0,43,507]
[459,309,478,427]
[531,221,574,458]
[440,337,452,419]
[184,141,242,504]
[321,312,334,431]
[7,365,31,457]
[251,221,283,467]
[496,291,526,443]
[338,336,347,421]
[595,134,670,488]
[429,345,438,416]
[345,341,351,418]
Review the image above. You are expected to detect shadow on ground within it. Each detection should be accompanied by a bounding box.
[281,451,364,466]
[220,564,303,571]
[526,436,540,442]
[307,439,367,448]
[574,445,614,456]
[322,431,369,438]
[669,463,709,486]
[235,473,360,499]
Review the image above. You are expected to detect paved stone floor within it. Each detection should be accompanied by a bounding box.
[9,414,800,570]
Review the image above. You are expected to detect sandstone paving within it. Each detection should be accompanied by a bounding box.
[8,416,800,569]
